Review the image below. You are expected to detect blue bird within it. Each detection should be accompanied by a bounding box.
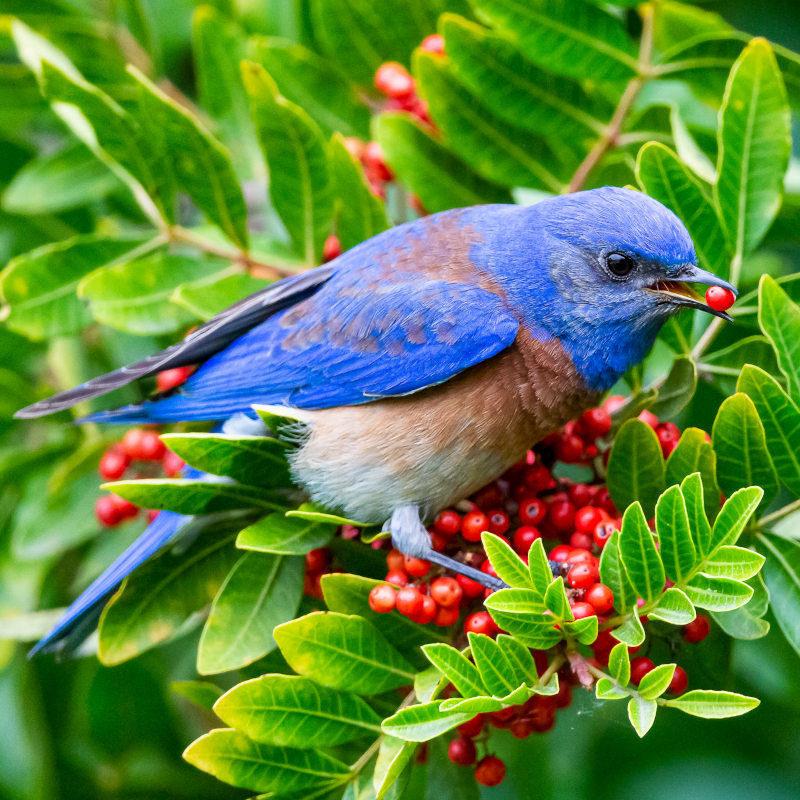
[18,187,735,656]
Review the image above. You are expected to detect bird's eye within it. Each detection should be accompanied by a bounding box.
[605,251,636,278]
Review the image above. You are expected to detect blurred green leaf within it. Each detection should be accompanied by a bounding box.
[172,680,224,711]
[425,737,481,800]
[757,532,800,658]
[619,502,665,604]
[711,572,770,639]
[373,736,417,799]
[171,270,271,319]
[759,275,800,404]
[648,356,698,420]
[701,336,780,397]
[664,689,759,718]
[238,509,336,555]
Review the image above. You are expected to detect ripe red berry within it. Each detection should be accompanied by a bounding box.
[323,234,341,262]
[448,736,476,766]
[120,428,147,459]
[420,33,445,56]
[95,494,122,527]
[385,569,408,587]
[430,577,463,608]
[656,421,681,458]
[569,531,594,550]
[486,509,510,536]
[475,756,506,787]
[682,614,710,643]
[98,448,130,481]
[369,584,396,613]
[556,433,584,463]
[513,525,541,554]
[363,141,392,181]
[404,556,431,578]
[565,548,596,567]
[461,510,489,542]
[156,366,193,394]
[433,604,459,626]
[584,583,614,614]
[472,482,504,508]
[637,409,659,429]
[668,665,689,695]
[603,394,627,415]
[386,549,405,571]
[162,448,186,477]
[374,62,415,98]
[549,544,572,562]
[109,492,139,520]
[305,547,330,573]
[412,594,438,625]
[510,718,534,739]
[580,406,612,439]
[464,611,496,636]
[456,573,484,599]
[630,656,656,685]
[481,560,499,579]
[594,487,617,516]
[518,497,547,525]
[593,518,620,549]
[547,501,576,533]
[396,586,424,617]
[570,601,596,620]
[705,285,736,312]
[457,715,484,739]
[575,506,606,533]
[433,509,461,536]
[568,482,594,507]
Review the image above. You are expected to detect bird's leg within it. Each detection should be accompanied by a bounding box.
[388,506,507,592]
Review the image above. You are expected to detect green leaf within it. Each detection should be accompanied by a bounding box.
[415,666,446,705]
[285,508,370,527]
[611,613,645,647]
[527,537,554,596]
[242,61,334,264]
[197,553,303,674]
[759,275,800,405]
[482,532,533,589]
[544,578,573,622]
[664,690,759,718]
[599,531,637,614]
[656,485,697,584]
[757,532,800,657]
[647,356,698,421]
[703,545,765,581]
[607,419,666,519]
[214,674,381,748]
[0,236,150,340]
[104,478,286,515]
[708,485,764,558]
[562,615,598,645]
[98,524,241,665]
[382,701,475,742]
[130,67,248,248]
[482,591,562,649]
[711,574,770,640]
[637,663,676,700]
[273,612,415,694]
[79,254,221,335]
[636,143,729,278]
[328,133,389,251]
[665,430,719,520]
[684,574,753,611]
[649,587,696,625]
[238,511,335,556]
[373,736,417,800]
[496,634,539,684]
[468,632,517,697]
[415,53,562,192]
[2,143,122,214]
[183,729,350,794]
[608,642,630,687]
[701,336,780,398]
[472,0,637,81]
[250,37,370,139]
[171,271,271,320]
[627,696,658,737]
[715,38,791,257]
[681,473,714,556]
[738,364,800,498]
[596,678,628,700]
[374,112,512,212]
[422,644,485,699]
[172,680,223,712]
[711,393,778,510]
[619,503,665,605]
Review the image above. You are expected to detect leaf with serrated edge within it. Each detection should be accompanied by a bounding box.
[608,642,631,687]
[649,587,696,625]
[619,502,665,604]
[483,532,534,589]
[656,485,697,584]
[702,545,766,580]
[468,632,517,697]
[664,690,759,718]
[637,664,676,700]
[628,697,658,737]
[684,574,753,611]
[422,644,485,698]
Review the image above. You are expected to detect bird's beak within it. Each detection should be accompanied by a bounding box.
[645,264,737,322]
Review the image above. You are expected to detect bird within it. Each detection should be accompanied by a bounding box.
[17,186,736,656]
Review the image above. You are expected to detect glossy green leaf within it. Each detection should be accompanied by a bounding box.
[482,595,562,650]
[637,663,676,700]
[715,39,791,257]
[415,53,563,192]
[214,674,381,747]
[708,486,763,555]
[472,0,637,81]
[238,510,335,555]
[608,642,630,687]
[197,553,303,674]
[381,701,475,742]
[619,502,665,604]
[701,336,780,398]
[0,236,150,340]
[627,696,658,737]
[273,612,416,694]
[596,678,628,700]
[599,531,637,614]
[171,271,271,320]
[243,62,333,264]
[527,537,553,596]
[467,632,517,697]
[611,614,645,647]
[483,532,533,589]
[172,680,224,712]
[664,690,759,718]
[649,587,696,625]
[703,546,766,581]
[636,143,729,278]
[131,67,248,248]
[374,736,417,800]
[680,473,714,556]
[607,418,666,519]
[562,615,598,645]
[98,525,241,665]
[496,634,539,684]
[757,532,800,657]
[656,485,697,583]
[684,574,753,611]
[665,430,719,520]
[183,729,350,793]
[422,643,485,698]
[375,113,511,212]
[711,393,778,510]
[648,356,698,421]
[711,573,770,639]
[738,364,800,497]
[544,577,573,622]
[759,275,800,404]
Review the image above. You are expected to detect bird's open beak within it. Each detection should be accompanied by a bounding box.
[646,264,737,322]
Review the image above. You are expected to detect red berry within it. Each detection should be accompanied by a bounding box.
[433,604,460,626]
[448,736,476,766]
[510,718,534,739]
[682,614,710,643]
[568,482,594,507]
[464,611,496,636]
[369,584,397,613]
[570,601,596,619]
[457,715,484,739]
[575,506,606,533]
[565,548,595,567]
[472,482,504,508]
[120,428,147,459]
[580,407,612,439]
[155,366,193,393]
[430,577,463,608]
[569,531,594,550]
[513,525,541,554]
[456,573,484,599]
[396,586,424,617]
[668,665,689,694]
[305,547,330,573]
[363,141,392,181]
[386,549,405,571]
[420,33,445,55]
[637,409,659,429]
[412,594,437,625]
[342,136,365,161]
[594,487,617,516]
[374,62,415,98]
[323,234,341,262]
[98,448,130,481]
[593,518,620,549]
[475,756,506,787]
[430,531,447,551]
[630,656,656,685]
[109,492,139,520]
[433,509,461,536]
[603,394,627,415]
[95,494,122,527]
[555,433,584,463]
[518,497,547,525]
[404,556,431,578]
[162,448,185,477]
[549,544,572,562]
[385,569,408,587]
[585,583,614,614]
[547,501,576,533]
[486,509,510,536]
[705,285,736,312]
[147,509,160,523]
[461,510,489,542]
[520,463,552,493]
[481,560,499,579]
[656,421,681,458]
